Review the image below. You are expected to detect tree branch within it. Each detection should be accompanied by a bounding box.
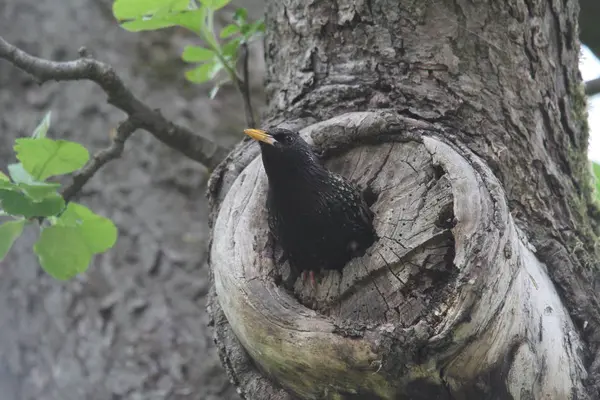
[60,118,136,203]
[0,35,230,170]
[238,42,256,128]
[586,77,600,97]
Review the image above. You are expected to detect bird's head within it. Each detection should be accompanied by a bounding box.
[244,128,322,181]
[244,127,307,151]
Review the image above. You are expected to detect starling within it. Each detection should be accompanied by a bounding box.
[243,128,376,285]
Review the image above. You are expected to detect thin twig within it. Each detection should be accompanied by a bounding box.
[198,10,256,127]
[586,77,600,97]
[238,42,256,128]
[60,119,136,203]
[0,35,229,169]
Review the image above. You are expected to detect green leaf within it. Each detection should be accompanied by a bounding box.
[233,8,247,25]
[80,216,118,254]
[119,9,204,33]
[222,38,241,60]
[56,202,118,254]
[241,19,265,37]
[220,24,239,38]
[185,61,223,83]
[8,163,35,184]
[200,0,230,11]
[182,45,215,62]
[30,202,118,280]
[34,226,92,280]
[0,219,26,261]
[4,164,61,201]
[121,10,204,34]
[250,19,265,34]
[32,111,52,139]
[0,172,17,191]
[18,181,61,201]
[113,0,190,19]
[0,190,65,218]
[121,17,177,31]
[167,9,204,32]
[14,138,89,181]
[54,203,81,226]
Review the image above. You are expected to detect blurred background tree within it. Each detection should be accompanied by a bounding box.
[0,0,265,399]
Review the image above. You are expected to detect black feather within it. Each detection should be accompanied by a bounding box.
[250,128,376,275]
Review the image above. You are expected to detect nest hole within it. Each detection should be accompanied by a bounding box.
[277,141,459,328]
[363,185,379,207]
[433,164,445,180]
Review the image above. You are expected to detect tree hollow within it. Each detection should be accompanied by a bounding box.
[210,112,585,399]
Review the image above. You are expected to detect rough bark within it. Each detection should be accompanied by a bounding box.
[208,0,600,399]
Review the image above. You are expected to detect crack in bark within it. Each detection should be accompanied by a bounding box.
[359,259,391,323]
[378,250,407,286]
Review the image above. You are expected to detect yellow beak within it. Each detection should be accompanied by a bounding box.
[244,129,276,145]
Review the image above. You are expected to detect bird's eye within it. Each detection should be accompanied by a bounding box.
[276,134,291,144]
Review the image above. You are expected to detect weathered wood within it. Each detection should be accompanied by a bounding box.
[210,111,587,399]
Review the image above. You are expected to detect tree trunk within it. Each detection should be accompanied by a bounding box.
[207,0,600,399]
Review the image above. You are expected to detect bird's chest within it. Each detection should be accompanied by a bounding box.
[268,190,351,245]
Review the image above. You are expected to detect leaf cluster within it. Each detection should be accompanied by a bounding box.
[113,0,265,98]
[0,112,117,279]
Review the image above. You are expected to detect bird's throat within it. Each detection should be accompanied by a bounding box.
[261,152,327,188]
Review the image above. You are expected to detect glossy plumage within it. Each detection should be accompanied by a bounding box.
[244,128,376,279]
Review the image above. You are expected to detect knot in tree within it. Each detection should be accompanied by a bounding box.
[209,113,584,399]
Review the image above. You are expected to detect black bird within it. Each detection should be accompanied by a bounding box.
[244,128,376,285]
